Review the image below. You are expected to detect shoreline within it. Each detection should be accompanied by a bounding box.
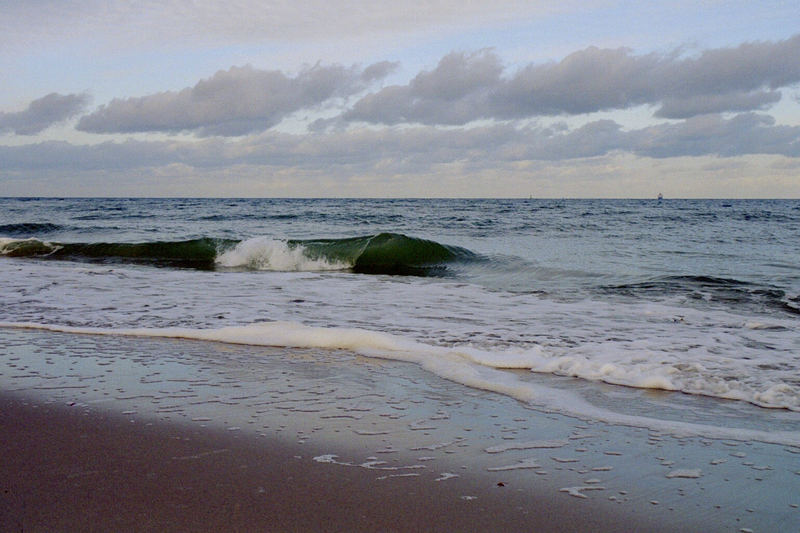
[2,327,798,531]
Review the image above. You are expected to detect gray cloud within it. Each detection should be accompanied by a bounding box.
[344,34,800,125]
[77,62,397,136]
[512,113,800,160]
[361,61,400,82]
[0,139,190,171]
[0,93,90,135]
[491,47,662,118]
[345,50,502,125]
[5,113,799,176]
[655,90,781,119]
[1,1,564,51]
[344,50,504,125]
[632,113,800,159]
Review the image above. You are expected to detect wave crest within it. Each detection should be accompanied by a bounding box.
[0,237,221,269]
[216,237,349,271]
[1,237,63,257]
[0,232,475,275]
[300,232,475,275]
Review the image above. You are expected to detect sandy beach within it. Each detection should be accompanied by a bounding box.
[1,392,671,532]
[1,327,798,532]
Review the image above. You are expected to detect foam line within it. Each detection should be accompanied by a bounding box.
[3,320,800,447]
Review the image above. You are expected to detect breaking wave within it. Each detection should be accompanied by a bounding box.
[0,233,476,275]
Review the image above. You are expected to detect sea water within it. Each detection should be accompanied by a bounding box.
[1,197,799,444]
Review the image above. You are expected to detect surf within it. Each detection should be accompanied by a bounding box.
[3,319,799,446]
[0,232,477,276]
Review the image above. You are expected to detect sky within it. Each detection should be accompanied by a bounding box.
[1,1,800,198]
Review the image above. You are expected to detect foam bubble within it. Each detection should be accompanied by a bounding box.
[487,458,542,471]
[216,237,348,271]
[666,469,703,479]
[0,237,60,256]
[485,439,569,453]
[559,486,606,499]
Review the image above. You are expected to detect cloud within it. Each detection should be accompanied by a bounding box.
[654,91,781,119]
[77,62,397,136]
[0,93,89,135]
[0,1,569,50]
[0,139,188,171]
[632,113,800,159]
[344,50,503,125]
[35,34,800,140]
[344,34,800,125]
[513,113,800,160]
[5,113,799,177]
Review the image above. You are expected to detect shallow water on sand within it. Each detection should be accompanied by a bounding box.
[2,328,798,532]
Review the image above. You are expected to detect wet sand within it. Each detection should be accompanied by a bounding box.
[1,327,798,532]
[2,392,663,532]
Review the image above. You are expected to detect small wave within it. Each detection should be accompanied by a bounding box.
[298,233,475,275]
[782,294,800,315]
[605,275,796,316]
[0,237,224,269]
[613,275,749,291]
[606,275,752,299]
[0,232,476,275]
[218,233,475,275]
[0,222,63,235]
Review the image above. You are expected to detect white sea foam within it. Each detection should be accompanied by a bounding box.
[0,320,548,372]
[0,237,59,255]
[486,458,542,471]
[666,469,703,479]
[215,237,348,271]
[516,315,800,412]
[560,486,606,499]
[3,258,797,417]
[4,319,800,446]
[485,439,569,453]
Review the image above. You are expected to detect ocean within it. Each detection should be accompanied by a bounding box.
[1,197,799,445]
